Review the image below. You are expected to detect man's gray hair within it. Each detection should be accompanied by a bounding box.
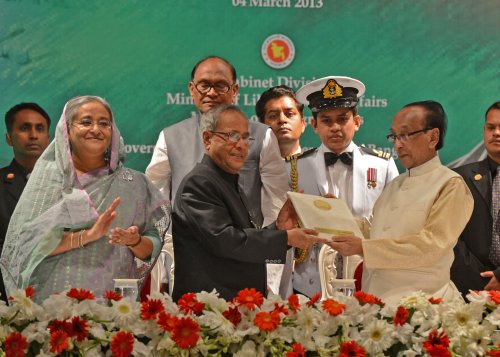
[200,104,247,134]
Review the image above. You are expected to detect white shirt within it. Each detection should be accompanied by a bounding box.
[320,141,355,211]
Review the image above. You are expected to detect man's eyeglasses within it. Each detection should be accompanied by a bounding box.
[211,131,254,145]
[192,81,233,94]
[386,128,432,143]
[72,119,112,131]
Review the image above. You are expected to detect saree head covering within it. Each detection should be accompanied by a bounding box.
[0,96,170,302]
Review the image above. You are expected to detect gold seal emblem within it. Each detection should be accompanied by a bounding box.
[313,199,331,211]
[474,174,482,181]
[322,79,343,99]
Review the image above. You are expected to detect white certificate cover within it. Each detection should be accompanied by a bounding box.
[287,191,363,240]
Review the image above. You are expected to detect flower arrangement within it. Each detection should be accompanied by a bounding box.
[1,287,500,356]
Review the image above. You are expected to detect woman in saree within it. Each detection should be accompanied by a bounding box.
[0,96,169,302]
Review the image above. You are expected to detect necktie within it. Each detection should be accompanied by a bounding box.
[490,167,500,266]
[324,152,353,167]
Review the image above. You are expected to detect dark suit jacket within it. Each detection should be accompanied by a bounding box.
[0,159,28,302]
[172,155,288,301]
[452,159,498,294]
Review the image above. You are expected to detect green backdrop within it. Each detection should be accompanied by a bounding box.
[1,0,498,171]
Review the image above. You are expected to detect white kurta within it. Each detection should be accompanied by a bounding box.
[362,156,474,305]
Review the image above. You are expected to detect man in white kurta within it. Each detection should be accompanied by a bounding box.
[331,101,473,305]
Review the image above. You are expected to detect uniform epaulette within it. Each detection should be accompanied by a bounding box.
[360,145,392,160]
[284,147,316,162]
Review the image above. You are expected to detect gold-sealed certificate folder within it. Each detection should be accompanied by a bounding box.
[287,191,363,240]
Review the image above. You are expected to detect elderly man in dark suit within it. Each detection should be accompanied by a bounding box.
[452,101,500,294]
[171,104,324,301]
[1,102,51,301]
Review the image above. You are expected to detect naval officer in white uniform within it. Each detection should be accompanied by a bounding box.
[290,76,399,297]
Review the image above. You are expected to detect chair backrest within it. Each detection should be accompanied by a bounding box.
[318,245,364,299]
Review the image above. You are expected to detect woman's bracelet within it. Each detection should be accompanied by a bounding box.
[79,229,86,248]
[126,235,142,248]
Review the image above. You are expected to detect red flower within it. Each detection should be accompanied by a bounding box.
[488,291,500,305]
[104,290,123,301]
[66,288,95,301]
[487,345,500,357]
[140,298,165,320]
[353,291,385,307]
[157,311,179,332]
[177,292,205,315]
[273,303,289,316]
[235,288,264,310]
[4,332,28,357]
[339,340,366,357]
[322,299,346,316]
[288,294,301,312]
[110,331,134,357]
[48,319,72,333]
[172,316,200,349]
[286,343,306,357]
[423,329,451,357]
[50,330,70,354]
[306,292,322,307]
[223,306,242,326]
[428,297,444,305]
[25,286,35,299]
[69,316,89,342]
[253,310,281,331]
[393,306,410,326]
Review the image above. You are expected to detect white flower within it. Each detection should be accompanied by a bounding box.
[9,288,42,320]
[198,309,235,337]
[466,290,489,305]
[111,297,140,328]
[197,289,229,312]
[22,321,49,344]
[442,303,483,335]
[451,324,492,356]
[232,340,265,357]
[359,319,395,355]
[399,291,430,311]
[41,294,74,320]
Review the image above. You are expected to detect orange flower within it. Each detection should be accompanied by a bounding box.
[339,340,366,357]
[288,294,301,312]
[140,298,165,320]
[393,306,410,326]
[104,290,123,301]
[25,286,35,299]
[69,316,89,342]
[172,316,200,349]
[306,292,322,307]
[286,343,306,357]
[428,297,443,305]
[4,331,28,357]
[50,330,70,354]
[223,306,242,326]
[66,288,95,301]
[110,331,134,357]
[487,344,500,356]
[488,291,500,305]
[322,299,346,316]
[254,310,281,331]
[273,303,289,316]
[235,288,264,310]
[423,329,451,357]
[353,291,385,307]
[157,311,179,332]
[177,292,205,315]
